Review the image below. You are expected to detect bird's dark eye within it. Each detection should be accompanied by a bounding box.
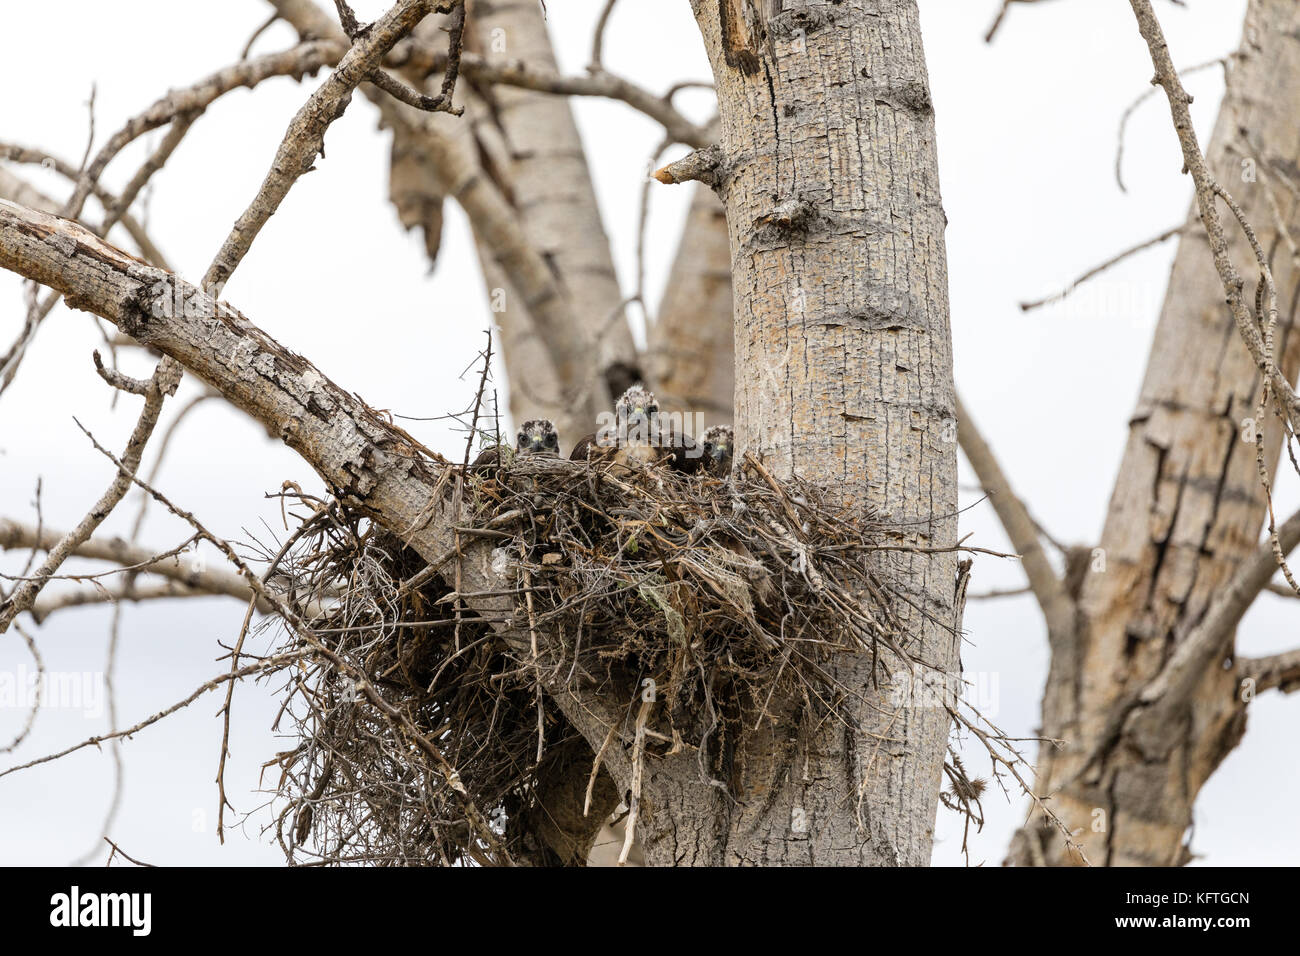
[547,434,558,447]
[704,442,714,454]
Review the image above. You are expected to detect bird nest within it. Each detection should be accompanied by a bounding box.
[264,452,922,866]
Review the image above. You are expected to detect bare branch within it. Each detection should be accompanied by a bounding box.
[984,0,1059,44]
[451,54,708,147]
[1,145,170,268]
[92,349,151,395]
[272,0,709,145]
[0,624,43,754]
[955,393,1077,646]
[1238,648,1300,694]
[0,517,264,607]
[63,42,338,222]
[1115,56,1229,193]
[1128,0,1300,432]
[99,112,197,240]
[205,0,442,290]
[29,580,224,624]
[0,360,182,633]
[653,145,724,185]
[1019,224,1184,312]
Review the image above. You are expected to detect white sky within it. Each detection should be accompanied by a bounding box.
[1,0,1295,867]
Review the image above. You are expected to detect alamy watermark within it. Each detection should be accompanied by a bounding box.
[0,664,104,719]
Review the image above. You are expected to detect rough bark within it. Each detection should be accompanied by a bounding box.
[630,0,958,866]
[1010,0,1300,866]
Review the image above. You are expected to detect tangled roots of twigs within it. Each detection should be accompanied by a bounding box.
[268,454,924,865]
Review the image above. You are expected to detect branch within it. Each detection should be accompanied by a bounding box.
[0,43,337,392]
[0,517,261,605]
[0,199,633,791]
[271,0,709,146]
[1115,56,1229,193]
[1238,648,1300,695]
[268,0,603,434]
[653,145,724,185]
[374,99,598,431]
[1018,224,1184,312]
[29,580,228,625]
[462,54,710,148]
[1,145,170,268]
[984,0,1059,44]
[62,42,339,223]
[205,0,441,290]
[0,361,182,632]
[955,393,1077,646]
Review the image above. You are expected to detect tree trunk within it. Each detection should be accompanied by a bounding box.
[629,0,959,865]
[1010,0,1300,866]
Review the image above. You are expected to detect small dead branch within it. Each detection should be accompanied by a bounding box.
[654,145,724,186]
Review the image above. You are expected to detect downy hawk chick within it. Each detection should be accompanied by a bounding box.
[700,424,734,477]
[570,386,701,473]
[471,418,559,473]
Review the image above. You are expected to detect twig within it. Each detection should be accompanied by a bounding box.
[1019,224,1184,312]
[103,838,155,867]
[590,0,620,70]
[620,697,652,866]
[953,393,1076,649]
[1115,56,1228,193]
[0,360,182,633]
[1128,0,1300,432]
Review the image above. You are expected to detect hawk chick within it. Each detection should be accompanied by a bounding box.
[516,418,560,457]
[470,418,558,473]
[570,385,661,468]
[700,424,734,476]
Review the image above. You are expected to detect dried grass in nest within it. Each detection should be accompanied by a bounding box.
[266,453,925,866]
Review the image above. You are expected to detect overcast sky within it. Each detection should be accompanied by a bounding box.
[1,0,1294,867]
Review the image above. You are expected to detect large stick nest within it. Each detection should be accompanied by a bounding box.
[265,452,924,865]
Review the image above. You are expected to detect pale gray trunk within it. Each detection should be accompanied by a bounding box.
[633,0,960,865]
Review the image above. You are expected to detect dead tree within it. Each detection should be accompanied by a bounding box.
[2,0,1294,868]
[0,0,961,868]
